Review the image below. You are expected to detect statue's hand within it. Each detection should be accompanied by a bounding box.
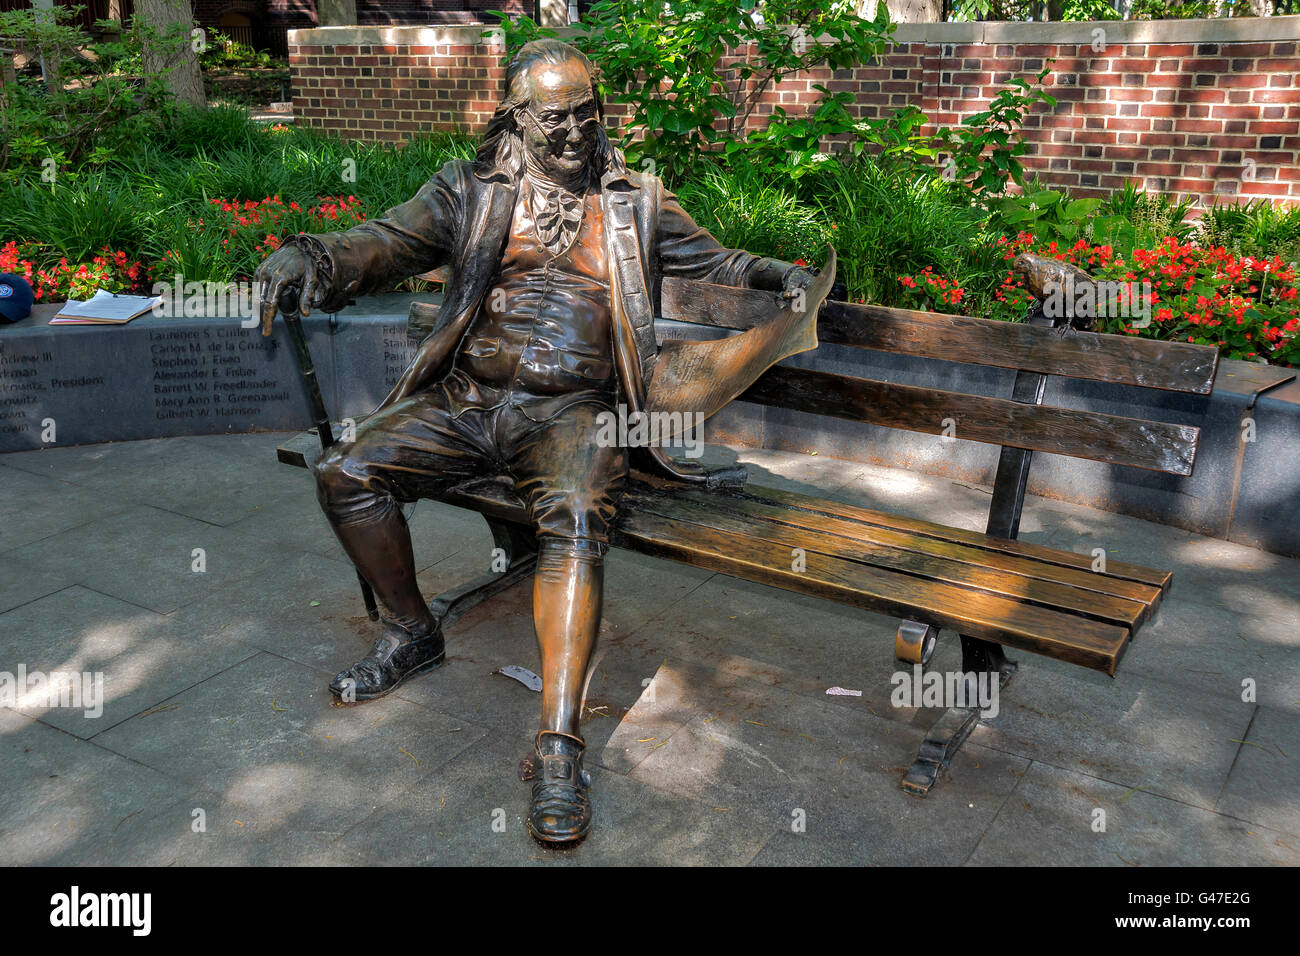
[253,244,325,336]
[780,265,817,302]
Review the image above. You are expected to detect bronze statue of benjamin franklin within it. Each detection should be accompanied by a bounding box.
[255,39,819,845]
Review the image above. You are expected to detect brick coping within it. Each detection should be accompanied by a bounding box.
[289,15,1300,48]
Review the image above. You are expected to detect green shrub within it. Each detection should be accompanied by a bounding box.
[198,31,279,71]
[0,104,475,284]
[992,179,1136,251]
[934,68,1057,200]
[0,6,182,177]
[809,157,997,308]
[0,170,154,263]
[489,0,894,186]
[1199,199,1300,265]
[674,162,833,268]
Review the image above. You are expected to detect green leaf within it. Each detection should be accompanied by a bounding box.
[1064,198,1102,220]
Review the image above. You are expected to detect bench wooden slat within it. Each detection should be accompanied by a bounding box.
[633,484,1163,621]
[660,278,1219,394]
[426,474,1132,674]
[727,479,1173,590]
[741,366,1200,476]
[631,488,1155,630]
[615,509,1131,675]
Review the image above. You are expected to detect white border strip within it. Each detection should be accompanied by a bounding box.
[288,16,1300,48]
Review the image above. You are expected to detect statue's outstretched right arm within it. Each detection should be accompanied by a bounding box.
[254,160,467,334]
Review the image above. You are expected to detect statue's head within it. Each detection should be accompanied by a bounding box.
[475,39,625,183]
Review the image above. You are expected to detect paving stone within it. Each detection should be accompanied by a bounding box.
[747,743,1025,866]
[67,788,366,867]
[966,760,1296,866]
[829,461,1044,538]
[1,585,255,736]
[90,651,490,834]
[598,655,912,778]
[1120,596,1300,718]
[179,431,304,459]
[166,551,388,675]
[2,430,1298,865]
[1215,706,1300,839]
[336,727,777,866]
[3,436,311,528]
[405,498,522,573]
[5,504,308,614]
[1033,501,1300,629]
[0,707,191,866]
[385,547,718,749]
[613,661,1027,860]
[620,573,913,723]
[968,658,1254,810]
[0,462,135,553]
[382,580,550,741]
[1,438,172,490]
[0,571,74,617]
[334,728,570,865]
[392,569,633,752]
[223,481,352,566]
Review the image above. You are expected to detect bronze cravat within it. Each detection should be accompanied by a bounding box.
[528,177,585,257]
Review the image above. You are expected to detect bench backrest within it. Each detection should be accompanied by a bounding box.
[659,279,1219,477]
[407,277,1219,477]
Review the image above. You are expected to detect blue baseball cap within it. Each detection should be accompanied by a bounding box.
[0,273,34,323]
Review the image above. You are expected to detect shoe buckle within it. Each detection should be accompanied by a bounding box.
[541,753,574,782]
[371,633,400,659]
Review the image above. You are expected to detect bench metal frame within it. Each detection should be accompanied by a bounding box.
[898,307,1056,795]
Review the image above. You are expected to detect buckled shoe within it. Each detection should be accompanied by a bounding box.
[328,620,445,702]
[527,730,592,845]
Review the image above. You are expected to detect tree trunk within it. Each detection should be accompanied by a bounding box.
[858,0,943,22]
[316,0,357,26]
[136,0,206,108]
[539,0,570,27]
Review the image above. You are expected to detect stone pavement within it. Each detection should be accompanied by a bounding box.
[1,432,1297,866]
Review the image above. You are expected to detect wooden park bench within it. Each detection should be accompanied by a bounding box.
[275,267,1219,796]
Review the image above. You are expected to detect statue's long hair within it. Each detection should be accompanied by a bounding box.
[474,39,627,182]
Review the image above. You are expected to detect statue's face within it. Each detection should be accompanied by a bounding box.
[520,58,600,180]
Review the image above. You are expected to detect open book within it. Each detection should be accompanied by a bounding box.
[51,290,163,325]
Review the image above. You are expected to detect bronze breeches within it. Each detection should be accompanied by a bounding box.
[313,383,630,548]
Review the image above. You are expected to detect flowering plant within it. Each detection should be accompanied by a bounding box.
[992,233,1299,365]
[204,194,366,257]
[158,194,369,280]
[894,266,967,310]
[1,241,151,302]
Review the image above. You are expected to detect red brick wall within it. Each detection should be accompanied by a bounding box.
[924,34,1300,203]
[289,19,1300,204]
[291,29,504,139]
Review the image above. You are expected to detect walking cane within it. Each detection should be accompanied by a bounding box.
[277,288,380,621]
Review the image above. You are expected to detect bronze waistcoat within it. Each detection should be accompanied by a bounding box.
[453,175,615,400]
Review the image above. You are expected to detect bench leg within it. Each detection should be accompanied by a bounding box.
[426,517,540,629]
[900,636,1017,797]
[357,574,379,621]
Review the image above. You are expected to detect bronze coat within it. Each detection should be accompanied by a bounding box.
[303,159,798,483]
